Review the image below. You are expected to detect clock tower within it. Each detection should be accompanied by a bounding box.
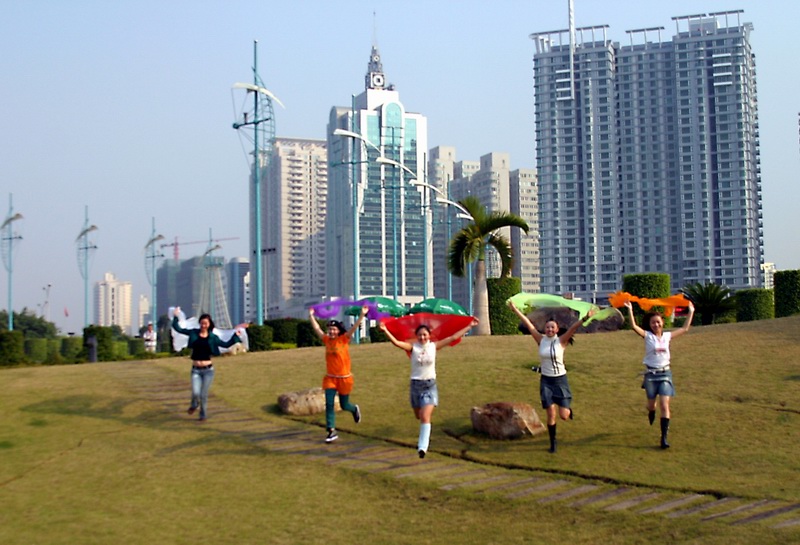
[364,45,386,90]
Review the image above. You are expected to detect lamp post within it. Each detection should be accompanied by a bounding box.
[144,217,164,326]
[75,206,98,328]
[1,195,23,330]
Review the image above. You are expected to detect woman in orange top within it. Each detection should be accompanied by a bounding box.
[309,305,369,443]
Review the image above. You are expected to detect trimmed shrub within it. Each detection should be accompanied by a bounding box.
[112,341,130,360]
[24,338,48,363]
[264,318,300,344]
[247,324,273,352]
[774,269,800,318]
[0,330,25,366]
[622,273,672,327]
[296,321,323,348]
[128,338,145,356]
[736,288,774,322]
[61,337,84,362]
[487,276,522,335]
[369,326,388,343]
[82,326,115,362]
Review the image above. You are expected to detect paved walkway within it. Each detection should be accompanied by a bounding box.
[105,362,800,531]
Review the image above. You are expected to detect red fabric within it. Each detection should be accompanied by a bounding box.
[380,313,475,347]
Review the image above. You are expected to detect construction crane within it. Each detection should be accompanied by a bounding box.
[160,236,240,261]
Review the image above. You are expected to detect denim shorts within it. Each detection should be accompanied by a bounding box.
[540,374,572,409]
[642,370,675,398]
[410,379,439,409]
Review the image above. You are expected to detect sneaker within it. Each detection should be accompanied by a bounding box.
[418,449,426,459]
[353,404,362,424]
[325,429,339,443]
[187,406,197,416]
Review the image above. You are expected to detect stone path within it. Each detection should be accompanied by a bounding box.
[106,363,800,531]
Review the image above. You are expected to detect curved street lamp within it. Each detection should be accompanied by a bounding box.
[2,195,23,330]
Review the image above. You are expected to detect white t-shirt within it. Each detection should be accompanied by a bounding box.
[410,342,437,380]
[643,331,672,368]
[538,336,567,377]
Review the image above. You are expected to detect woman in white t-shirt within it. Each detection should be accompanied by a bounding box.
[624,301,695,449]
[509,301,595,453]
[380,319,478,459]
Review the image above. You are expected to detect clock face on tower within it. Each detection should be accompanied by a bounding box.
[371,73,385,88]
[372,54,380,63]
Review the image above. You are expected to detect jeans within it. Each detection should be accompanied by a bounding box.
[190,366,215,418]
[325,388,356,430]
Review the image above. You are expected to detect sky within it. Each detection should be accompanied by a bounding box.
[1,1,798,334]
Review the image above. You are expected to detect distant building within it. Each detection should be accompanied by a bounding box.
[264,137,328,318]
[761,262,776,290]
[94,272,132,335]
[138,294,150,330]
[327,43,431,306]
[226,257,250,324]
[531,11,762,301]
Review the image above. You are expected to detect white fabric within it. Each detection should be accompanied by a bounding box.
[643,331,671,369]
[538,335,567,377]
[168,307,249,354]
[409,341,437,380]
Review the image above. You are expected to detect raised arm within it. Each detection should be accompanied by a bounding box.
[624,301,646,338]
[670,303,695,339]
[508,301,543,344]
[559,308,596,346]
[171,306,193,336]
[308,308,326,340]
[346,305,369,338]
[378,321,413,352]
[435,318,479,350]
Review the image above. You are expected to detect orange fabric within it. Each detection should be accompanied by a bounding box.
[608,291,690,317]
[322,375,354,395]
[323,334,352,377]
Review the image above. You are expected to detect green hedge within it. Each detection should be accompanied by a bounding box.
[774,269,800,318]
[296,321,323,348]
[82,326,115,362]
[0,330,25,366]
[622,273,671,327]
[736,289,774,322]
[24,338,48,363]
[247,324,273,352]
[369,326,388,343]
[61,337,84,362]
[128,338,145,356]
[264,318,301,344]
[113,341,130,360]
[487,276,522,335]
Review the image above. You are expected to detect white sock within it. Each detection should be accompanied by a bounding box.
[418,423,431,452]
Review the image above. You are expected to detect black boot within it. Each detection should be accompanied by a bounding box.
[660,417,670,449]
[648,410,656,426]
[548,424,557,453]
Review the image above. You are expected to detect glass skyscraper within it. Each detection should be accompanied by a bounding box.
[326,45,430,305]
[531,10,763,301]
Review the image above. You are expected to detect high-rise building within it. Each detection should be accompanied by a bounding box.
[427,149,537,310]
[94,272,133,334]
[226,257,250,324]
[264,138,328,318]
[531,10,762,301]
[327,45,431,306]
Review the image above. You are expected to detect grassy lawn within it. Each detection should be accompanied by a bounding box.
[1,315,798,544]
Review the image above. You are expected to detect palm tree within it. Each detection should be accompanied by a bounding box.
[680,282,737,325]
[447,196,529,335]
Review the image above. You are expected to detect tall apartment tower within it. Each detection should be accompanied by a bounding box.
[225,257,250,324]
[531,10,763,301]
[327,45,430,306]
[510,168,540,293]
[94,272,133,334]
[263,137,328,318]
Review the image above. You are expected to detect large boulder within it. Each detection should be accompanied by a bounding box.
[278,387,339,416]
[471,402,545,439]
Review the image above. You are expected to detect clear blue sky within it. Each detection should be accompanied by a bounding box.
[2,1,798,334]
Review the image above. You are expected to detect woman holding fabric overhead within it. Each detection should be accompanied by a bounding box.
[624,300,694,449]
[380,318,478,459]
[508,301,594,454]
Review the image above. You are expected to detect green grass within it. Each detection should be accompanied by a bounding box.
[1,316,799,544]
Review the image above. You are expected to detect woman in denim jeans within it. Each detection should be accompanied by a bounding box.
[624,301,694,449]
[171,307,244,421]
[380,318,478,458]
